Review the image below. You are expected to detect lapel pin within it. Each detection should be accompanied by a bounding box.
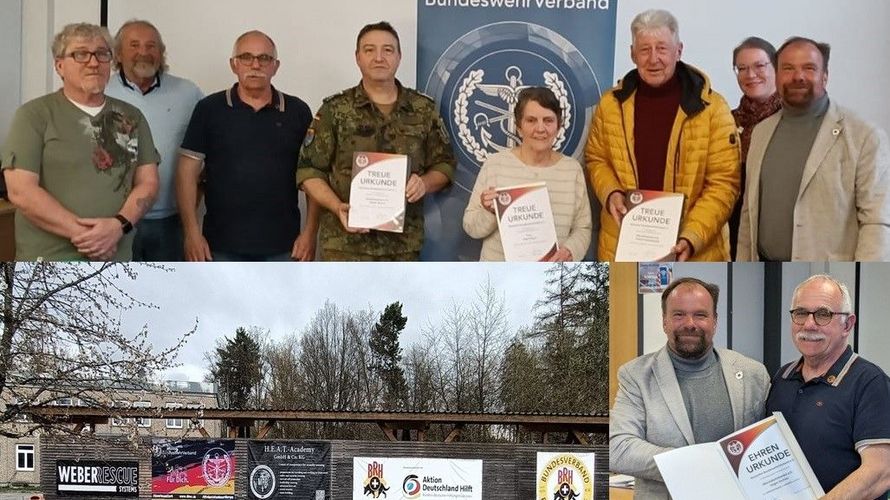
[736,371,743,380]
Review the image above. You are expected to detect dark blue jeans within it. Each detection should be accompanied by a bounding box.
[132,215,184,261]
[210,251,292,262]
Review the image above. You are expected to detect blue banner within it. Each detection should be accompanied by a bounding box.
[418,0,617,261]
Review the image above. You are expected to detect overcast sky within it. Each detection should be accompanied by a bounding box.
[116,263,556,382]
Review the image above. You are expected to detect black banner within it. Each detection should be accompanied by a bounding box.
[56,460,139,497]
[247,441,331,499]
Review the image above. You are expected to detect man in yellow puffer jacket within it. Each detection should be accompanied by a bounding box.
[585,9,740,262]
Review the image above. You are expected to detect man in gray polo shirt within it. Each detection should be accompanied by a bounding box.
[737,36,890,261]
[610,277,769,499]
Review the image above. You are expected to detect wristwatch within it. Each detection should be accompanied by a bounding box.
[114,214,133,234]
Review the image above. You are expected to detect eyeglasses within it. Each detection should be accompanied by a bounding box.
[789,307,849,326]
[65,50,113,64]
[233,53,276,67]
[734,61,771,75]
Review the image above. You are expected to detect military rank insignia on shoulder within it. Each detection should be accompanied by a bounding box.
[322,88,351,105]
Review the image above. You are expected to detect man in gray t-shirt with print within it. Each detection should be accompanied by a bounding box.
[1,22,158,261]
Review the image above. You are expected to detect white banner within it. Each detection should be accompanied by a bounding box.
[352,457,482,499]
[536,452,596,500]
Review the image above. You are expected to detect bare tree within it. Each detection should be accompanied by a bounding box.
[499,332,546,413]
[288,301,380,439]
[467,277,509,412]
[0,262,194,440]
[423,299,474,412]
[403,343,439,412]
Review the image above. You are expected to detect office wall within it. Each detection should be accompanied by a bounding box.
[9,0,890,135]
[853,263,890,371]
[634,262,888,372]
[0,0,22,143]
[728,262,764,361]
[641,263,729,354]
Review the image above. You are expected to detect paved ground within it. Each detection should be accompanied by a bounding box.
[0,493,42,500]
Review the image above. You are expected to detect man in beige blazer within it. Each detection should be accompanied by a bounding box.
[737,36,890,261]
[610,277,770,499]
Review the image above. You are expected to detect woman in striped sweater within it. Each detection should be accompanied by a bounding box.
[463,87,592,261]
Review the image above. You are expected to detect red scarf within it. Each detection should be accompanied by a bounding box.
[732,93,782,162]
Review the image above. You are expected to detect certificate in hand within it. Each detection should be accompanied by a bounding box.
[348,152,409,233]
[615,190,684,262]
[654,412,824,500]
[494,182,558,262]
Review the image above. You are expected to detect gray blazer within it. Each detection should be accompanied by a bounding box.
[737,99,890,261]
[610,347,770,500]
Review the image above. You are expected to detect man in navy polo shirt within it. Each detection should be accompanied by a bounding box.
[176,30,318,261]
[767,275,890,499]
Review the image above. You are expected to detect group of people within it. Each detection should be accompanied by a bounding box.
[1,20,454,262]
[2,8,889,262]
[587,9,890,263]
[612,274,890,499]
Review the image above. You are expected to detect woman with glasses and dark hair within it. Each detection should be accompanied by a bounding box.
[463,87,592,261]
[729,36,782,260]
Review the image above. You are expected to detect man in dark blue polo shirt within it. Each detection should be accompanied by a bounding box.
[767,274,890,499]
[176,30,318,261]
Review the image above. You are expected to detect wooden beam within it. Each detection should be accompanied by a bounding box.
[570,430,590,445]
[227,426,238,438]
[256,420,277,439]
[197,426,210,438]
[377,422,397,442]
[444,424,464,443]
[72,423,84,434]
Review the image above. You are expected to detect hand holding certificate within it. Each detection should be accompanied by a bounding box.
[654,413,824,500]
[615,190,684,262]
[348,152,409,233]
[494,182,559,262]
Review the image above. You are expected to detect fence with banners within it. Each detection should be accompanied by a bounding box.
[40,438,607,499]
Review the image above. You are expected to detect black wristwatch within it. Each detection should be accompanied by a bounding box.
[115,214,133,234]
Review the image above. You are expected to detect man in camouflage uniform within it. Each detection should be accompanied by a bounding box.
[297,21,455,261]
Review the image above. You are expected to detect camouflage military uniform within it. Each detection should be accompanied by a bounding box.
[297,81,455,259]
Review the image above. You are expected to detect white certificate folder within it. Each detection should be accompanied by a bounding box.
[654,412,824,500]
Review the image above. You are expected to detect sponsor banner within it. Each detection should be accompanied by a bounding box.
[151,439,235,499]
[417,0,616,260]
[247,440,331,500]
[353,457,482,499]
[56,460,139,497]
[536,452,596,500]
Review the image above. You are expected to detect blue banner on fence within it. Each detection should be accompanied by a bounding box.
[418,0,616,261]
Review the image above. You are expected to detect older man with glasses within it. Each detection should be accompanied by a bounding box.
[1,22,160,261]
[767,274,890,498]
[176,30,318,261]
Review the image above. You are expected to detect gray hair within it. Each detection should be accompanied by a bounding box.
[232,30,278,59]
[792,274,853,313]
[630,9,680,47]
[52,23,113,59]
[112,19,169,73]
